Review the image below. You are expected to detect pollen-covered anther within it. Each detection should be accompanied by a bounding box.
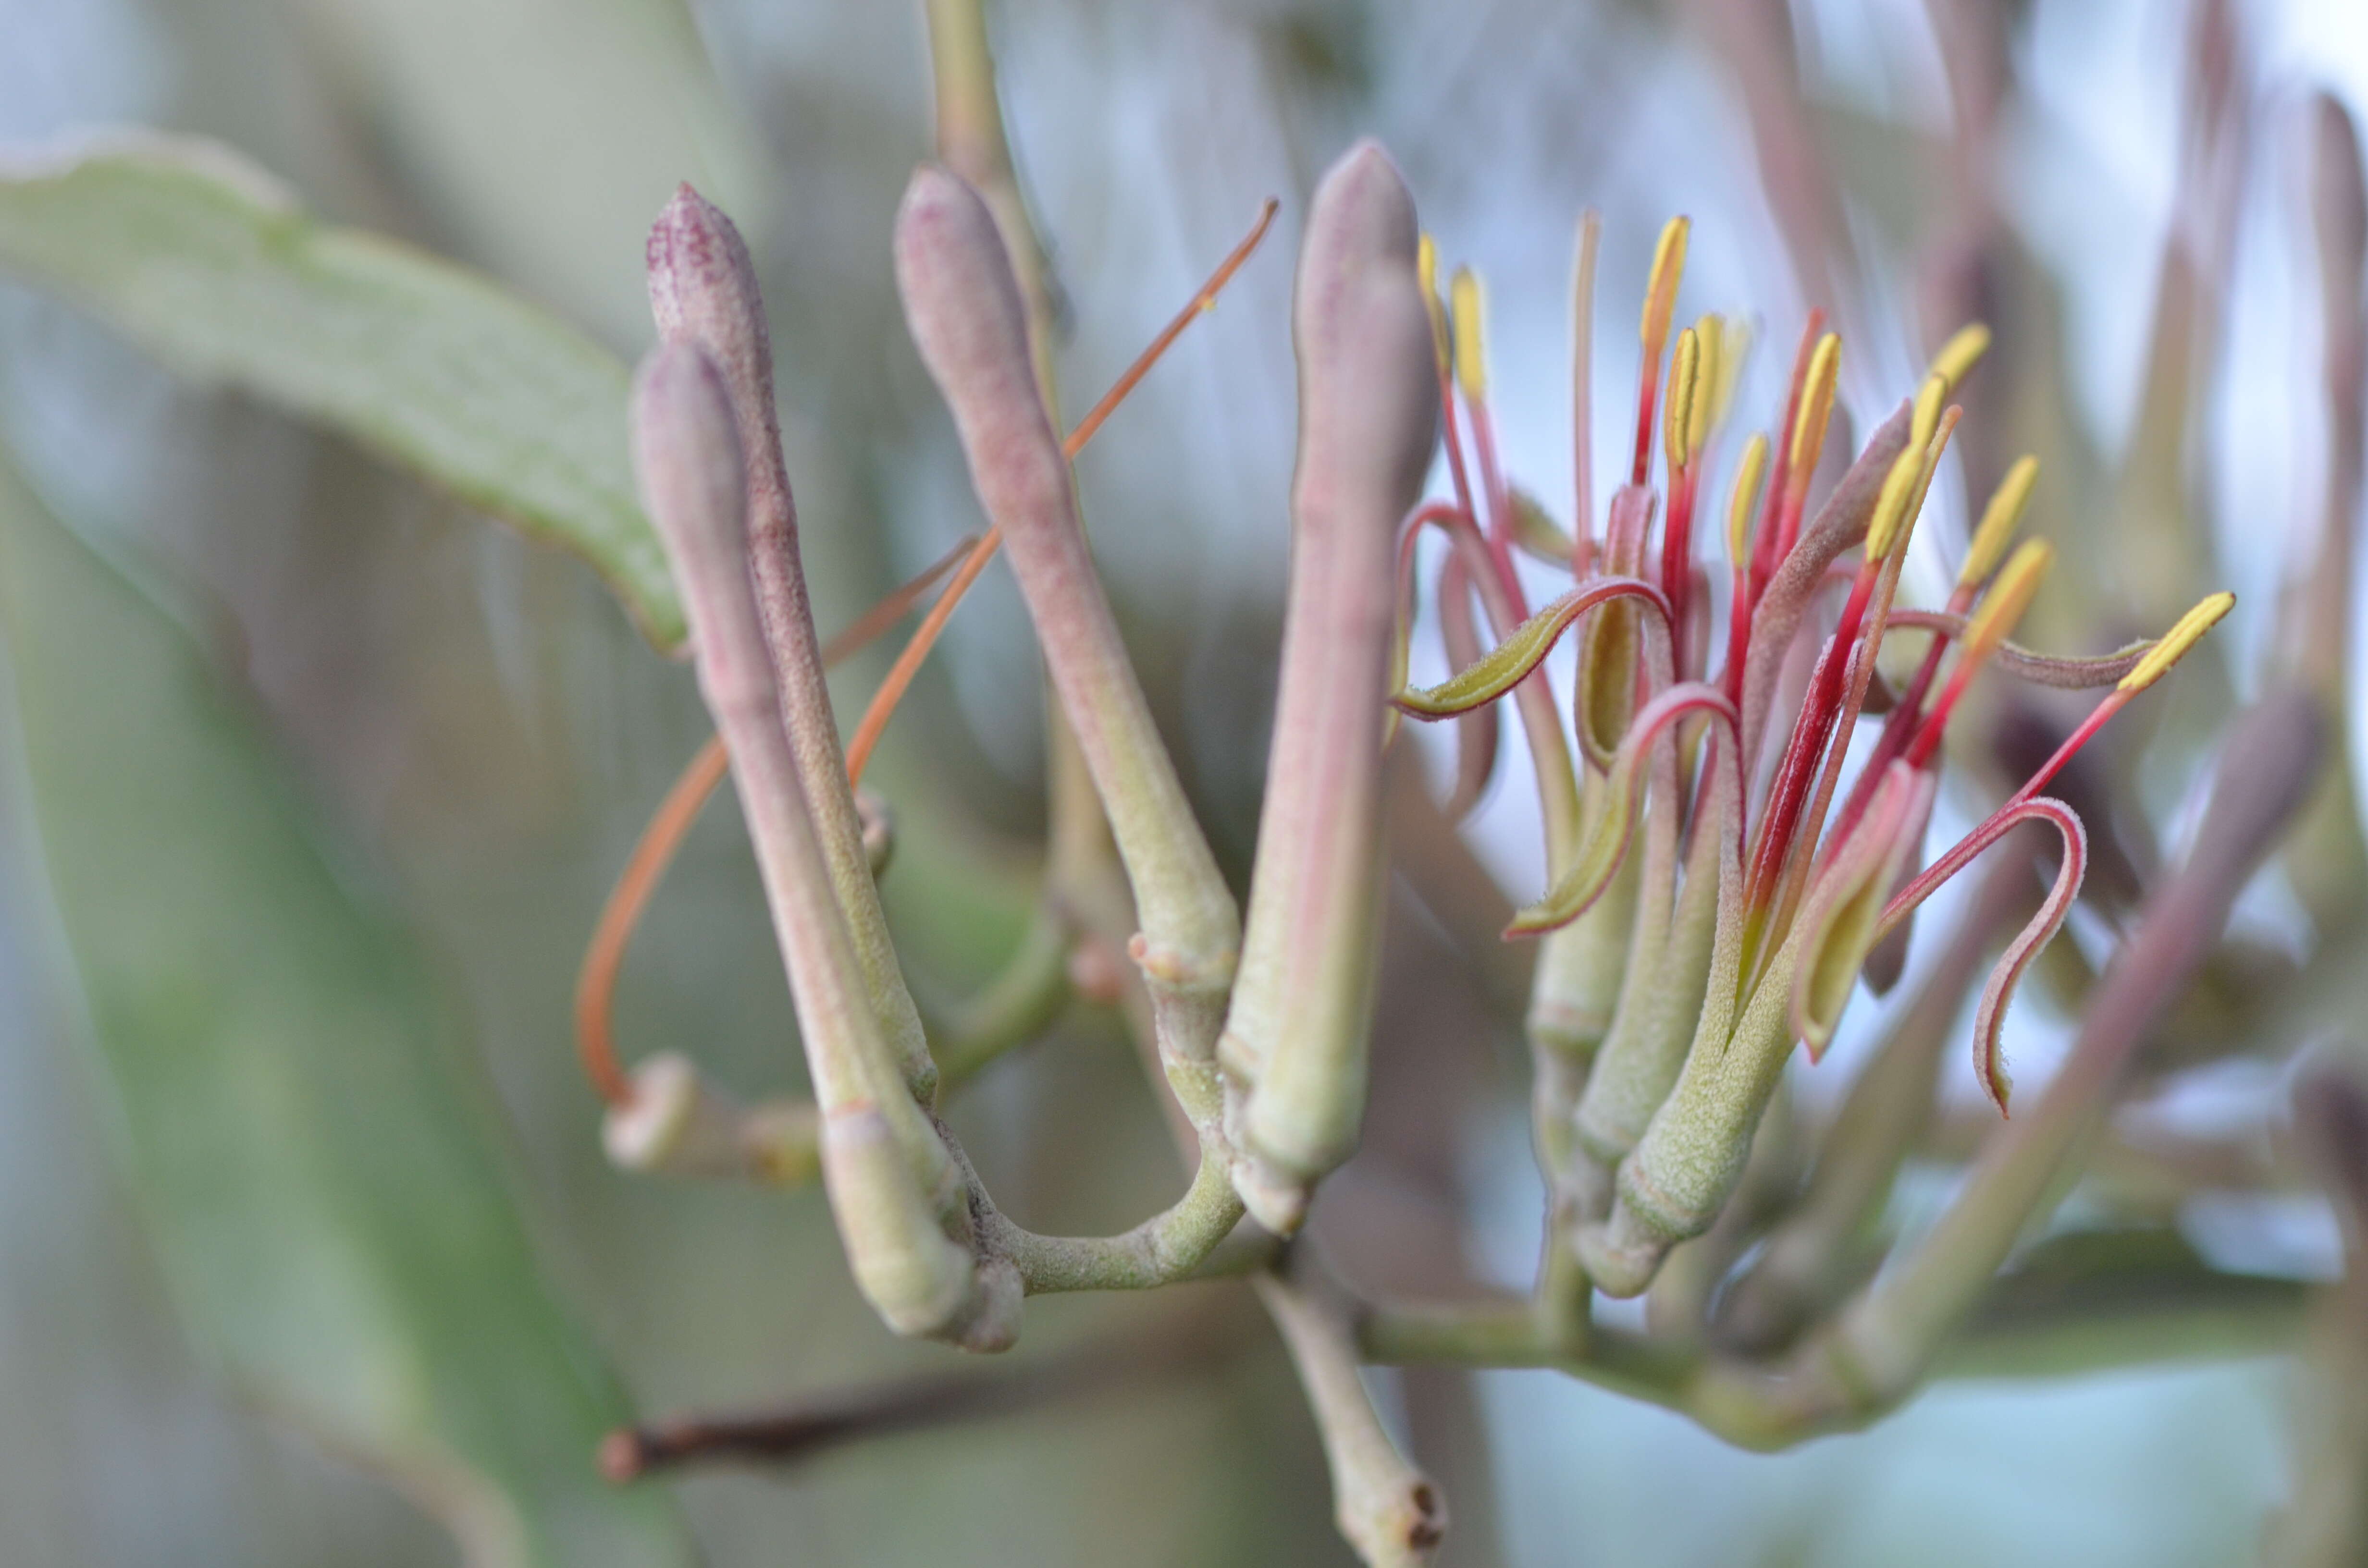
[1664,326,1700,472]
[1640,216,1690,349]
[1928,321,1991,390]
[1451,265,1489,400]
[2121,591,2236,692]
[1961,455,2039,588]
[1784,333,1842,509]
[1418,233,1450,374]
[1911,373,1947,450]
[1727,431,1769,564]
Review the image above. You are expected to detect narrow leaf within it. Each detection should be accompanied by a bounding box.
[0,461,693,1567]
[0,133,680,646]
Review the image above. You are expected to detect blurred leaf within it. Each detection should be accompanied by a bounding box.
[0,134,682,647]
[0,455,694,1568]
[274,0,768,345]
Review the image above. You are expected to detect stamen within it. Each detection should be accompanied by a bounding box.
[1928,322,1991,390]
[1749,314,1825,594]
[1902,538,2053,770]
[1747,409,1958,940]
[1632,216,1691,485]
[1640,217,1690,348]
[2003,590,2235,806]
[1785,333,1841,497]
[1660,328,1702,639]
[1418,234,1449,376]
[1960,455,2038,588]
[1571,211,1602,562]
[1664,326,1701,475]
[2119,590,2235,693]
[1773,331,1841,562]
[1720,431,1770,703]
[1726,432,1770,569]
[1451,265,1489,402]
[1685,314,1723,459]
[1830,453,2024,844]
[1910,373,1946,450]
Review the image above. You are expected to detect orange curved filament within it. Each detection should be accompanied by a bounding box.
[575,533,979,1105]
[841,196,1281,788]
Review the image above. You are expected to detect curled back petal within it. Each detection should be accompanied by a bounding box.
[1435,551,1501,820]
[1394,574,1669,718]
[1875,795,2087,1115]
[1883,608,2153,690]
[1507,681,1739,935]
[1386,499,1490,747]
[1579,484,1660,765]
[1787,761,1935,1060]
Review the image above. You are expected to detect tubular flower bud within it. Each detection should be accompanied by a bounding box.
[1229,139,1438,1235]
[647,183,937,1103]
[895,165,1240,1023]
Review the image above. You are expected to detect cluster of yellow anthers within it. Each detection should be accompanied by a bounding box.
[1392,216,2232,1294]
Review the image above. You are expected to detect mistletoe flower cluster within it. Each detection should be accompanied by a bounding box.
[1391,219,2231,1295]
[590,119,2256,1559]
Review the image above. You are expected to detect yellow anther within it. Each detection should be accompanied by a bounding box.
[1929,322,1991,390]
[1864,447,1923,562]
[1912,373,1947,450]
[1960,455,2038,588]
[1686,314,1722,455]
[1788,331,1841,479]
[1959,539,2052,662]
[1727,431,1769,564]
[1640,215,1690,352]
[1710,316,1752,435]
[1450,265,1488,400]
[1664,327,1700,472]
[2120,591,2235,693]
[1418,234,1450,375]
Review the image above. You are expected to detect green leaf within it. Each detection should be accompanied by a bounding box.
[0,457,694,1568]
[0,134,681,647]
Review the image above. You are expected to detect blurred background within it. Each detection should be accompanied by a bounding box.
[0,0,2363,1564]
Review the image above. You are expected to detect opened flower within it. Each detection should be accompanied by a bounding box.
[1391,220,2229,1295]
